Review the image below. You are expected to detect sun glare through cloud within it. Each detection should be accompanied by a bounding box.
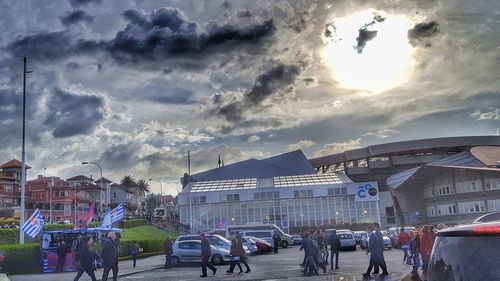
[323,9,416,93]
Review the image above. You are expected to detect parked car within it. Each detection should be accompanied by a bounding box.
[246,236,273,253]
[473,212,500,223]
[426,221,500,281]
[238,230,274,246]
[337,231,356,251]
[240,236,258,255]
[360,232,392,250]
[291,234,302,245]
[175,234,251,255]
[171,240,232,266]
[353,231,364,244]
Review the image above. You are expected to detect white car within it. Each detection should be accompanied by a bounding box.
[337,231,357,251]
[241,236,258,255]
[176,234,251,255]
[171,240,232,266]
[361,232,393,250]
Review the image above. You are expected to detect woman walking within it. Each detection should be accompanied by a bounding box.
[226,237,243,274]
[74,237,98,281]
[235,233,251,273]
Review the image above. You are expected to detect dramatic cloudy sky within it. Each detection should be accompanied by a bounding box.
[1,0,499,195]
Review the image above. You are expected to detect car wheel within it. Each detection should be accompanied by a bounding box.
[280,240,289,248]
[387,247,392,250]
[351,246,356,251]
[211,254,223,265]
[171,256,180,267]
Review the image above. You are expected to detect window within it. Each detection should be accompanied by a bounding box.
[458,201,486,214]
[436,204,457,216]
[4,185,13,193]
[294,189,313,198]
[41,193,45,199]
[113,192,117,199]
[178,242,190,249]
[426,206,436,217]
[31,193,35,199]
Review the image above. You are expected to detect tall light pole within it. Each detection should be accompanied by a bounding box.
[49,178,52,223]
[82,162,103,214]
[148,179,162,207]
[19,57,33,244]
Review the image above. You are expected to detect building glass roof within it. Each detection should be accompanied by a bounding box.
[184,173,348,193]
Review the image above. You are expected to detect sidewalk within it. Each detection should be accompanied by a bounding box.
[10,254,165,281]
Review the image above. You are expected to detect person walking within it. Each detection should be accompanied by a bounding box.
[73,237,98,281]
[317,230,328,266]
[56,240,68,272]
[235,232,251,273]
[409,231,421,278]
[398,228,411,264]
[101,232,119,281]
[363,223,388,278]
[272,232,281,254]
[329,229,341,270]
[301,232,319,276]
[164,237,173,269]
[226,237,243,274]
[130,241,139,267]
[200,233,217,277]
[419,225,434,273]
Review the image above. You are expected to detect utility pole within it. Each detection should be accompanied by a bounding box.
[20,57,32,244]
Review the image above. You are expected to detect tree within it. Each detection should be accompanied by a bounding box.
[136,179,151,196]
[120,175,136,191]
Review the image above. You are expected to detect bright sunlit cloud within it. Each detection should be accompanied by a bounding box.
[322,9,415,93]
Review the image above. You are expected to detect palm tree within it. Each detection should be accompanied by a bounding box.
[120,175,136,189]
[136,179,151,196]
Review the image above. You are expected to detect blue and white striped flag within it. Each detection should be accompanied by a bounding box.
[110,204,125,223]
[22,208,45,238]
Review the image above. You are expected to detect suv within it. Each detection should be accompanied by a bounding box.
[426,221,500,281]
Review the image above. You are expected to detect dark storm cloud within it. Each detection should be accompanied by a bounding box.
[60,10,94,25]
[107,7,274,62]
[355,28,377,53]
[408,21,439,47]
[45,88,104,138]
[7,31,103,60]
[211,63,302,124]
[68,0,101,8]
[98,142,141,170]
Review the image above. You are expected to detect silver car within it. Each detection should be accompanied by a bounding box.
[176,234,251,255]
[171,240,232,266]
[337,231,357,251]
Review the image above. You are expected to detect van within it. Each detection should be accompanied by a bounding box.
[238,230,274,246]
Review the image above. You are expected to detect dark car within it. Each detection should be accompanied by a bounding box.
[426,221,500,281]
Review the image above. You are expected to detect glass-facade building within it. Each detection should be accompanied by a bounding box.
[178,173,380,234]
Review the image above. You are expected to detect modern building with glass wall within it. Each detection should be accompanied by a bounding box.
[178,151,380,234]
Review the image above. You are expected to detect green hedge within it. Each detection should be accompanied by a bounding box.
[119,239,164,256]
[120,219,148,228]
[0,243,40,273]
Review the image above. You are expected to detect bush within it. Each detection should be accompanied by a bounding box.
[0,243,40,274]
[119,219,148,228]
[119,239,164,256]
[42,224,75,231]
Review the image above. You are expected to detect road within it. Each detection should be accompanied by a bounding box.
[119,246,416,281]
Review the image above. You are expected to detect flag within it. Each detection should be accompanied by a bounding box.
[110,204,125,224]
[22,209,45,238]
[86,206,95,224]
[101,210,112,229]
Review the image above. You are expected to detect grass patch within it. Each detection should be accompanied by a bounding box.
[121,225,177,241]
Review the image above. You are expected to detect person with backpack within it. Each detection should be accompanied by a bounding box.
[130,241,139,267]
[74,237,98,281]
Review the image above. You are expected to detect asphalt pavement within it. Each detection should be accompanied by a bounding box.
[10,246,423,281]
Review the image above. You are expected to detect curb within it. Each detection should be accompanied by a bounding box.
[96,266,165,281]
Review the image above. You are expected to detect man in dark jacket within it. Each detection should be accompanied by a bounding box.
[56,240,68,272]
[101,232,119,281]
[329,230,341,270]
[164,237,173,269]
[272,232,281,253]
[200,234,217,277]
[301,233,319,276]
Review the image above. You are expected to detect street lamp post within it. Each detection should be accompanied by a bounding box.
[49,179,52,223]
[148,179,163,207]
[82,162,103,214]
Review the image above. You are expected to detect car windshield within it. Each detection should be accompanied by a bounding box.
[429,236,500,281]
